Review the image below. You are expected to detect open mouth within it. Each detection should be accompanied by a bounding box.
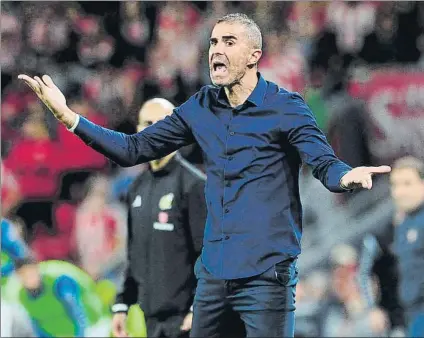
[212,61,228,75]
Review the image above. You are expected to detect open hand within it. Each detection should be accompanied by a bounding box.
[18,74,75,128]
[340,166,391,190]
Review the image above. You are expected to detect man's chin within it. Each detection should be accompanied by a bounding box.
[210,74,229,87]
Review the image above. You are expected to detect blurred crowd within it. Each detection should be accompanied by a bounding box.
[2,1,424,337]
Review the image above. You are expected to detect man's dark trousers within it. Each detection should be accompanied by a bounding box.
[191,257,298,338]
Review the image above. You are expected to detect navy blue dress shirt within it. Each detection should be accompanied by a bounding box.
[74,73,352,279]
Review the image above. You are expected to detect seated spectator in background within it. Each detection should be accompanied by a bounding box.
[260,29,305,93]
[4,105,63,230]
[58,97,108,170]
[323,244,389,337]
[75,174,127,288]
[287,2,327,47]
[359,2,422,64]
[359,7,398,64]
[3,104,63,200]
[325,1,376,55]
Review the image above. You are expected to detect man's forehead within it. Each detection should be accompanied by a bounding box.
[211,22,247,39]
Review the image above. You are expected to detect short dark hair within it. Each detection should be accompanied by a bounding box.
[216,13,262,50]
[392,156,424,179]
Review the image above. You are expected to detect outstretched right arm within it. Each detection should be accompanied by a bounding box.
[72,110,194,167]
[18,74,195,167]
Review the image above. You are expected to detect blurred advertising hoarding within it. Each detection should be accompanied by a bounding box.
[349,66,424,164]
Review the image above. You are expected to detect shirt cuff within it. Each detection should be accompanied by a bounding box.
[111,303,129,313]
[190,305,193,312]
[67,114,80,133]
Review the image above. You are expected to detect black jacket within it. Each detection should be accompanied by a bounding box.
[359,220,405,328]
[115,153,206,318]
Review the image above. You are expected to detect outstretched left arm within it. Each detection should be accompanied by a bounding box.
[283,93,390,192]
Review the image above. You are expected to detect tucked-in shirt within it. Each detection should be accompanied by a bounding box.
[73,73,352,279]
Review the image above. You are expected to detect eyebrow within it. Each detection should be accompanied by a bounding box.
[209,35,238,42]
[222,35,237,40]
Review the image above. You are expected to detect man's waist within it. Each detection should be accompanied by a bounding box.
[201,239,300,280]
[204,225,301,246]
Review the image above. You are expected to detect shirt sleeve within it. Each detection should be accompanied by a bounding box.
[54,276,87,337]
[74,107,195,167]
[281,93,352,192]
[114,193,138,311]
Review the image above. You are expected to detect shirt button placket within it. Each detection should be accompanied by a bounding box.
[223,108,237,253]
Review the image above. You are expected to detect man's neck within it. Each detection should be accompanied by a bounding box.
[224,70,258,107]
[150,152,176,172]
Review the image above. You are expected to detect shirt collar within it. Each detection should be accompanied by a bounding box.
[216,72,267,108]
[247,72,267,107]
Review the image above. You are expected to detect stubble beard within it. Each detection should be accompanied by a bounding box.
[211,66,247,89]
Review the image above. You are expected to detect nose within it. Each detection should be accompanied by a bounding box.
[211,42,225,56]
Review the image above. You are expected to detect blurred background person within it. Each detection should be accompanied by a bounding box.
[75,174,127,288]
[9,258,111,337]
[322,244,389,337]
[1,217,33,338]
[390,156,424,337]
[295,270,330,337]
[112,98,208,338]
[3,104,63,231]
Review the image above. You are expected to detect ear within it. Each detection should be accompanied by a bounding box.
[247,49,262,69]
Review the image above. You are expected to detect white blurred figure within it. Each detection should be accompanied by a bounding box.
[296,270,331,337]
[1,300,35,338]
[75,174,127,289]
[323,244,390,337]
